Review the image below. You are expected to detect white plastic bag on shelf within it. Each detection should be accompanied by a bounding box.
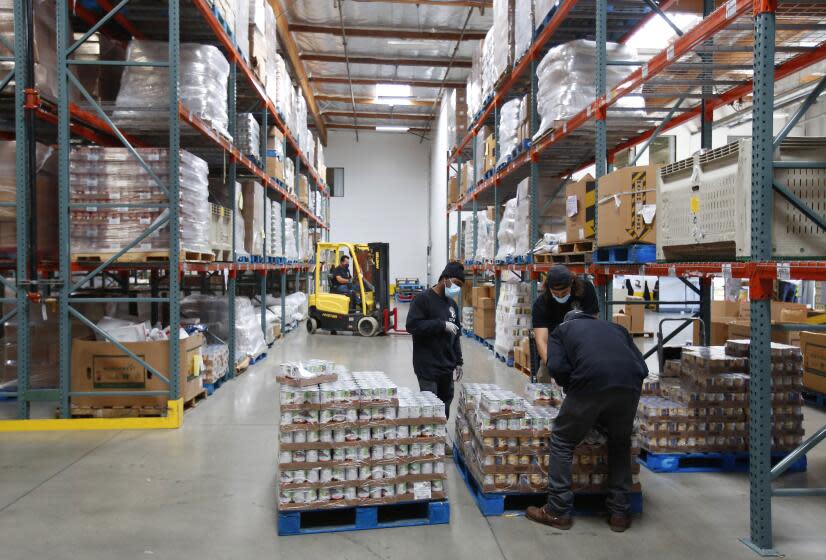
[235,296,267,358]
[535,0,559,29]
[514,178,531,257]
[235,0,249,61]
[284,217,297,259]
[514,0,534,64]
[285,292,308,322]
[495,198,517,261]
[533,232,566,254]
[491,0,513,84]
[115,40,230,137]
[237,113,260,160]
[497,97,523,165]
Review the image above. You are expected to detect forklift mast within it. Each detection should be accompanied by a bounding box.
[369,243,390,316]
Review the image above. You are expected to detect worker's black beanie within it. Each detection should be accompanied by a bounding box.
[439,261,466,283]
[547,265,574,289]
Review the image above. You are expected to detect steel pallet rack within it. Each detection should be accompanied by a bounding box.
[0,0,329,430]
[447,0,826,552]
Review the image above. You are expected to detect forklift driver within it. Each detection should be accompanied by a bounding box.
[330,254,360,308]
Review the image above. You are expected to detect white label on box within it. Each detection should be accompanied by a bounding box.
[667,46,675,61]
[777,263,791,281]
[86,206,97,212]
[413,482,432,500]
[640,204,656,225]
[578,227,584,240]
[566,195,578,217]
[722,263,732,280]
[725,0,736,19]
[614,194,622,208]
[108,216,120,225]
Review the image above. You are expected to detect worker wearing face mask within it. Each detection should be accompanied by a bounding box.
[406,262,465,419]
[532,265,599,367]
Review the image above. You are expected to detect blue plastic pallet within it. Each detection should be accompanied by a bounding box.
[249,352,267,365]
[278,499,450,535]
[638,449,808,474]
[495,352,515,367]
[203,374,229,397]
[209,3,235,39]
[803,390,826,410]
[593,244,656,264]
[453,444,642,517]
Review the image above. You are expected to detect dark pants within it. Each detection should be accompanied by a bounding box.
[333,284,360,307]
[416,375,455,419]
[547,388,640,516]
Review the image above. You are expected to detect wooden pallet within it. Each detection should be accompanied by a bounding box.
[235,356,251,375]
[73,249,215,264]
[558,240,594,254]
[69,404,165,418]
[211,248,232,262]
[184,389,207,410]
[534,251,591,264]
[631,331,654,338]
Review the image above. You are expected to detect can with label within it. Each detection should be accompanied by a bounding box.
[320,429,333,442]
[305,489,318,503]
[371,445,384,460]
[331,468,345,482]
[307,430,319,443]
[305,449,318,463]
[280,470,294,484]
[371,427,384,441]
[434,460,445,474]
[292,430,307,443]
[421,443,433,457]
[333,429,345,443]
[410,443,422,457]
[409,462,422,475]
[358,485,370,499]
[371,466,384,480]
[319,410,333,425]
[332,448,345,462]
[320,468,333,483]
[330,486,345,501]
[384,444,396,459]
[385,406,397,420]
[345,409,358,422]
[422,461,434,475]
[306,468,320,483]
[396,482,408,496]
[384,426,397,440]
[318,448,332,462]
[359,427,371,441]
[279,490,294,504]
[358,446,370,461]
[434,442,445,456]
[397,425,410,438]
[279,450,292,464]
[292,470,307,484]
[293,490,307,504]
[344,486,357,500]
[383,484,395,498]
[384,464,397,479]
[317,487,330,502]
[280,431,294,444]
[432,480,444,493]
[397,444,409,457]
[344,447,357,462]
[346,467,358,481]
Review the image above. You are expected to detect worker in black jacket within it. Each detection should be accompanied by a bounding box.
[526,311,648,533]
[405,262,464,418]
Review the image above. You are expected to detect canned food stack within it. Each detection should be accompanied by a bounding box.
[69,147,211,255]
[724,340,805,452]
[269,200,283,257]
[278,366,449,511]
[639,346,750,453]
[201,344,229,384]
[493,281,532,358]
[524,382,563,407]
[455,383,641,494]
[237,113,261,161]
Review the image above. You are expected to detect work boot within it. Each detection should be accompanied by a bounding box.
[608,513,632,533]
[525,505,572,530]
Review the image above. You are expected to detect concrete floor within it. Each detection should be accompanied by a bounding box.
[1,307,825,559]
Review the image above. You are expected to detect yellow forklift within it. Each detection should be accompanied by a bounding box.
[307,242,392,337]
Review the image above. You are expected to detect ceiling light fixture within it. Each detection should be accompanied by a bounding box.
[375,126,410,132]
[376,83,412,98]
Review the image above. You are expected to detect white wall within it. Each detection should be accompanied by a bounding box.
[325,130,431,283]
[429,101,449,286]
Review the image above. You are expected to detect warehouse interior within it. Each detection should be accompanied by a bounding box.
[2,0,826,558]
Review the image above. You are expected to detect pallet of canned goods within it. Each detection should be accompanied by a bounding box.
[276,360,450,533]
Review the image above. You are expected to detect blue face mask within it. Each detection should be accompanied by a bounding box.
[445,280,461,297]
[552,293,571,304]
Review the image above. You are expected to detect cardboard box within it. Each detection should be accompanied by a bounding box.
[461,161,473,195]
[249,27,267,82]
[728,320,800,347]
[625,296,645,334]
[448,176,459,204]
[484,133,496,172]
[472,285,495,308]
[478,297,495,311]
[613,312,632,332]
[800,331,826,394]
[474,307,495,339]
[267,156,285,182]
[693,300,742,344]
[565,174,596,242]
[462,278,473,307]
[299,175,309,204]
[738,300,808,321]
[70,333,205,409]
[596,165,659,247]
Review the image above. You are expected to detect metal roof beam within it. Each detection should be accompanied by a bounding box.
[289,23,486,41]
[301,52,472,68]
[311,76,465,88]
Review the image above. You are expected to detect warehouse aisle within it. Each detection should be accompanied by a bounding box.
[1,309,825,559]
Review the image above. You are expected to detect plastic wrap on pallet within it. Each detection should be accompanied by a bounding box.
[235,0,249,61]
[115,40,231,137]
[463,211,494,262]
[284,217,298,259]
[285,156,295,192]
[481,28,495,102]
[534,40,638,139]
[269,200,283,256]
[491,0,514,87]
[249,0,267,36]
[235,193,249,258]
[497,97,523,166]
[514,0,534,64]
[513,178,531,257]
[495,198,517,262]
[534,0,559,29]
[494,281,532,357]
[278,370,448,510]
[236,296,268,358]
[237,113,261,161]
[285,292,308,322]
[69,147,211,254]
[467,40,484,119]
[202,343,230,384]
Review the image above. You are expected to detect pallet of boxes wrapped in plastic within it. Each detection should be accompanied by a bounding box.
[454,383,642,517]
[637,341,807,473]
[276,361,450,535]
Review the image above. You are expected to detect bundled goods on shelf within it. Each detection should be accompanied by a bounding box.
[285,158,296,193]
[235,296,268,359]
[248,0,269,80]
[462,209,495,262]
[725,340,805,452]
[467,40,484,121]
[473,284,496,340]
[266,53,289,115]
[473,125,492,180]
[313,191,324,218]
[481,28,496,102]
[491,0,514,87]
[493,280,531,359]
[277,367,449,510]
[212,0,237,42]
[73,32,126,104]
[266,126,286,182]
[208,202,233,260]
[0,0,64,101]
[234,0,249,61]
[234,202,249,258]
[284,217,298,260]
[656,138,826,260]
[462,307,475,333]
[241,180,266,257]
[254,302,281,344]
[269,200,283,257]
[181,295,266,361]
[455,383,641,494]
[0,141,57,257]
[565,174,596,242]
[524,382,563,407]
[496,196,517,262]
[297,218,309,261]
[114,40,231,137]
[294,92,308,152]
[596,165,658,248]
[445,88,469,151]
[801,331,826,394]
[497,97,525,166]
[298,175,310,206]
[316,137,326,183]
[513,0,533,64]
[534,40,638,139]
[202,344,230,384]
[69,147,211,257]
[237,113,261,161]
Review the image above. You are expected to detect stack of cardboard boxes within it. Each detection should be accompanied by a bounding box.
[692,300,809,347]
[596,165,659,248]
[472,284,496,340]
[565,174,596,243]
[612,296,646,336]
